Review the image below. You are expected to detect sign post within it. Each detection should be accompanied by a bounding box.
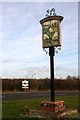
[49,47,55,102]
[40,8,64,112]
[22,80,29,91]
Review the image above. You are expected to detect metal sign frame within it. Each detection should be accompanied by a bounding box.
[40,16,63,48]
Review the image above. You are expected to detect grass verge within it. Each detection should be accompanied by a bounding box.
[2,96,79,119]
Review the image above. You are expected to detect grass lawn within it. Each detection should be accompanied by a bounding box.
[2,96,79,119]
[0,102,2,119]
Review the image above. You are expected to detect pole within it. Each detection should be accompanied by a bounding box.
[49,47,55,102]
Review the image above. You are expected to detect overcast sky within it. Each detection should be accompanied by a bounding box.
[0,2,78,79]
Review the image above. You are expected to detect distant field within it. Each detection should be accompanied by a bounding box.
[2,96,80,119]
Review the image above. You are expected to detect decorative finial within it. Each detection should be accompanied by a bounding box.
[46,8,56,17]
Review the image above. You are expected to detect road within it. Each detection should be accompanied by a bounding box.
[2,91,79,101]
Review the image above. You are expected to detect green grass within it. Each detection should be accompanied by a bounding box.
[2,96,79,118]
[0,102,2,119]
[55,96,78,109]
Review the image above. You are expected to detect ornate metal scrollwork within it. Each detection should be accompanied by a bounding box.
[43,48,49,55]
[43,46,61,56]
[54,46,61,54]
[46,8,56,17]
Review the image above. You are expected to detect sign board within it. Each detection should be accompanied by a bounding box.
[40,16,63,48]
[22,80,29,89]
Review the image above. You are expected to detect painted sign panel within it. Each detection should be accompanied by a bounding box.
[42,20,61,48]
[22,80,29,89]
